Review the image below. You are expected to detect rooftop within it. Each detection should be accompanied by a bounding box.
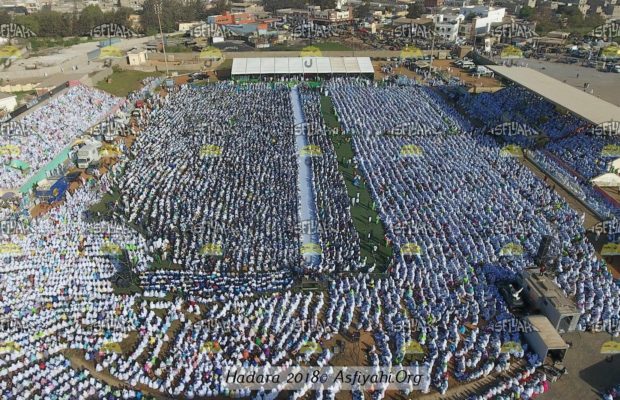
[231,57,374,75]
[488,65,620,126]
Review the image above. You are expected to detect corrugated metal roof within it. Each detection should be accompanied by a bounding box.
[525,315,569,349]
[488,65,620,126]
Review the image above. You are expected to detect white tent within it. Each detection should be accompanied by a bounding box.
[611,158,620,172]
[592,173,620,188]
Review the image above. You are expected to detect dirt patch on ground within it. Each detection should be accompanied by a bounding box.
[433,60,503,91]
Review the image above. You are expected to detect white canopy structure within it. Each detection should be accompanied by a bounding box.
[231,57,375,76]
[487,66,620,126]
[592,173,620,188]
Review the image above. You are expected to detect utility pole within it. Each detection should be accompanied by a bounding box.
[429,7,436,72]
[154,1,170,77]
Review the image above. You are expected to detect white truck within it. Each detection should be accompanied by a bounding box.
[77,142,102,169]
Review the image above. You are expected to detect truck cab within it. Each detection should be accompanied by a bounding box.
[77,142,102,169]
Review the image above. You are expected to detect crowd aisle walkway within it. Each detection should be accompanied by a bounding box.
[290,86,321,268]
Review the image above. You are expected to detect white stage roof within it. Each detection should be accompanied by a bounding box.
[231,57,374,76]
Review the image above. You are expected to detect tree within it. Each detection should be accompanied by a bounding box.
[13,15,40,36]
[78,5,105,35]
[0,11,11,25]
[35,11,66,36]
[141,0,183,35]
[263,0,304,13]
[310,0,336,9]
[407,3,427,19]
[518,6,534,20]
[355,1,372,19]
[213,0,231,15]
[111,7,134,27]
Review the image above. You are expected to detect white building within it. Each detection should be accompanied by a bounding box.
[461,6,506,36]
[431,12,464,41]
[127,49,148,66]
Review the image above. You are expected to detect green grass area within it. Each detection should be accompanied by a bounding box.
[269,41,352,52]
[163,45,194,53]
[89,190,121,220]
[29,36,99,51]
[319,95,392,271]
[13,90,37,104]
[96,70,164,97]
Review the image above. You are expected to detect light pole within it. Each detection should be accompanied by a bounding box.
[154,1,170,77]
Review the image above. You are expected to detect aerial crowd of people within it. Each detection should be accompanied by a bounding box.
[0,85,121,189]
[0,75,617,399]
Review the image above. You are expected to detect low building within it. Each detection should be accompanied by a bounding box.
[231,2,265,14]
[178,22,204,33]
[127,49,148,66]
[207,12,257,26]
[277,4,353,24]
[519,270,581,333]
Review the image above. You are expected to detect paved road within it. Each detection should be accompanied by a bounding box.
[519,59,620,107]
[2,36,153,84]
[541,331,620,400]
